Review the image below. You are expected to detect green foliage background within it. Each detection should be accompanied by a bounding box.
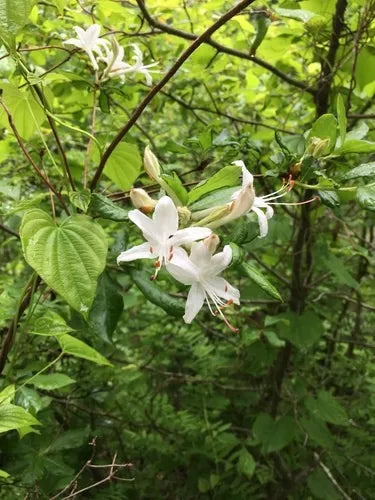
[0,0,375,498]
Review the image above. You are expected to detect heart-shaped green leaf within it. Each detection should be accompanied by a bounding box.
[20,209,108,314]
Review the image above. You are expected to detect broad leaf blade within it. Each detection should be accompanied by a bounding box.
[188,165,241,205]
[242,262,282,301]
[103,142,141,191]
[57,334,111,366]
[0,404,41,433]
[20,209,108,314]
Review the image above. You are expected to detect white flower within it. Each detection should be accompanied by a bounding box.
[210,160,293,238]
[65,25,109,71]
[128,44,159,85]
[167,239,240,331]
[117,196,211,278]
[100,38,133,81]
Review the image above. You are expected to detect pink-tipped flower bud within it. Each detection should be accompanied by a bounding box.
[204,233,220,254]
[130,188,156,214]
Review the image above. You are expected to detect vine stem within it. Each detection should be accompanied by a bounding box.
[15,352,64,393]
[89,0,256,191]
[84,85,99,189]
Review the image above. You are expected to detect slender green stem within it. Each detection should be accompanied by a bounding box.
[15,352,64,393]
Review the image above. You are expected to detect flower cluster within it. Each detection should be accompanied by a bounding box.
[65,25,158,84]
[116,149,310,332]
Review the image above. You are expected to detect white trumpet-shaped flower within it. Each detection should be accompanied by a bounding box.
[99,38,133,81]
[65,25,109,71]
[128,44,159,85]
[167,240,240,331]
[210,160,294,238]
[117,196,211,279]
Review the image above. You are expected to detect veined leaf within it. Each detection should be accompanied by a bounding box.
[57,334,112,366]
[69,189,91,213]
[131,270,185,317]
[103,142,141,191]
[20,209,108,315]
[305,391,348,426]
[188,165,241,205]
[356,185,375,212]
[334,139,375,155]
[89,193,129,221]
[0,83,45,140]
[275,7,317,22]
[341,162,375,180]
[242,262,282,301]
[31,373,76,390]
[0,0,32,37]
[0,385,15,405]
[307,113,337,155]
[0,404,41,433]
[161,172,189,206]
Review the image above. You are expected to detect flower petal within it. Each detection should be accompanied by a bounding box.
[188,240,211,268]
[152,196,178,238]
[210,245,232,275]
[85,24,101,46]
[64,38,82,48]
[251,206,269,238]
[117,242,155,263]
[167,250,198,285]
[232,160,253,188]
[206,277,240,305]
[183,283,205,323]
[170,227,211,248]
[128,209,156,239]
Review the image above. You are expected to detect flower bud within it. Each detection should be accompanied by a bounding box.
[130,188,156,214]
[306,137,330,158]
[204,233,220,254]
[144,146,161,181]
[177,206,191,226]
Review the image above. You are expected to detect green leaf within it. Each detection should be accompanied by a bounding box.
[250,12,271,56]
[0,385,15,405]
[160,172,189,205]
[69,189,91,213]
[57,333,112,366]
[50,427,90,451]
[0,0,32,38]
[324,254,359,288]
[28,310,74,336]
[0,469,10,478]
[307,113,337,155]
[20,209,108,315]
[31,373,76,390]
[190,187,237,212]
[0,83,45,140]
[301,417,334,448]
[336,94,346,145]
[242,262,282,301]
[318,190,340,208]
[305,391,348,426]
[279,311,323,348]
[89,193,129,221]
[275,7,317,22]
[335,139,375,155]
[131,270,185,317]
[188,165,241,205]
[0,403,40,433]
[307,469,341,500]
[89,272,123,343]
[252,414,296,453]
[237,448,256,478]
[103,142,141,191]
[341,162,375,180]
[264,331,285,348]
[356,185,375,212]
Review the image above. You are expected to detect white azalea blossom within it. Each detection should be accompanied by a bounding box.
[65,25,109,70]
[117,196,211,278]
[99,38,133,81]
[209,160,293,238]
[128,44,159,85]
[167,239,240,331]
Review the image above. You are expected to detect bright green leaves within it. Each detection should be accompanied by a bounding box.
[0,83,45,140]
[0,403,40,433]
[103,142,141,191]
[188,165,241,205]
[131,270,185,317]
[69,189,91,213]
[242,262,282,301]
[161,173,189,206]
[57,334,112,366]
[249,11,271,56]
[89,193,129,221]
[20,209,108,315]
[307,113,337,155]
[356,185,375,212]
[31,373,76,390]
[0,0,32,41]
